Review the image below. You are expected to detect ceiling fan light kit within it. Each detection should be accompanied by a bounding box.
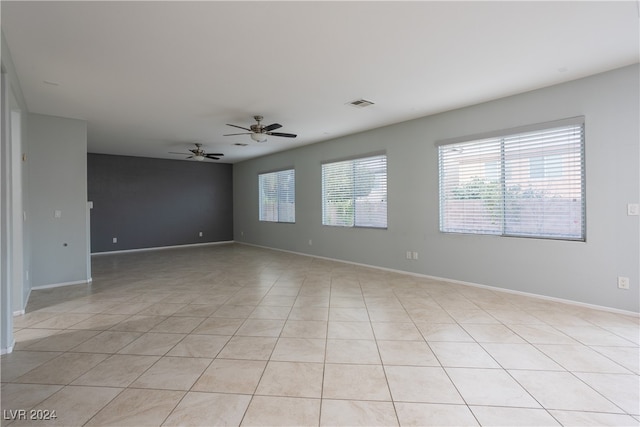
[251,132,268,143]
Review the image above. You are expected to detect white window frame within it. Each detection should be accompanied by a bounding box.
[258,168,295,223]
[322,153,388,229]
[437,117,585,241]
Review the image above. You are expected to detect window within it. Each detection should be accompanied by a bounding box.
[438,118,585,240]
[322,154,387,228]
[259,169,295,223]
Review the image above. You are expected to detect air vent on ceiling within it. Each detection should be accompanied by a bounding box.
[348,99,375,108]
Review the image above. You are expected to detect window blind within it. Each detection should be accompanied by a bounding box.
[259,169,295,223]
[322,154,387,228]
[438,121,585,240]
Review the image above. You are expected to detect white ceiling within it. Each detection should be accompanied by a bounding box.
[2,1,638,164]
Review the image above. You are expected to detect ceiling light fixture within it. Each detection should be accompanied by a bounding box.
[250,133,267,143]
[193,155,205,161]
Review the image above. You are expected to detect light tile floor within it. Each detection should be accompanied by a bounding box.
[2,244,639,426]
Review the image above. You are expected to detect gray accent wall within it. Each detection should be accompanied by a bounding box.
[88,154,233,253]
[28,113,89,288]
[233,64,640,313]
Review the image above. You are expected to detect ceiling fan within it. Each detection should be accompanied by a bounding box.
[224,115,297,143]
[169,143,224,161]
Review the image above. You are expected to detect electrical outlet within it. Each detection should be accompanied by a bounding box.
[406,251,412,260]
[618,276,630,290]
[199,231,203,237]
[412,251,419,260]
[628,203,639,216]
[308,239,313,246]
[112,237,117,244]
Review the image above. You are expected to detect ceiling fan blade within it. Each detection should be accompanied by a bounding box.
[263,123,282,132]
[226,124,252,131]
[224,132,252,136]
[205,153,224,157]
[205,156,220,160]
[267,132,297,138]
[186,156,193,159]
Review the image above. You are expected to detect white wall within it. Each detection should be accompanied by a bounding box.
[1,72,13,354]
[1,31,30,354]
[10,92,25,313]
[233,64,640,313]
[28,113,89,288]
[2,33,91,355]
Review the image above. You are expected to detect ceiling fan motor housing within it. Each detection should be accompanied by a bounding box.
[250,124,265,133]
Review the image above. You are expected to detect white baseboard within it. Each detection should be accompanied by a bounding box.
[1,339,15,355]
[430,275,639,317]
[239,242,639,317]
[31,279,91,291]
[91,240,234,256]
[13,288,29,316]
[23,288,32,312]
